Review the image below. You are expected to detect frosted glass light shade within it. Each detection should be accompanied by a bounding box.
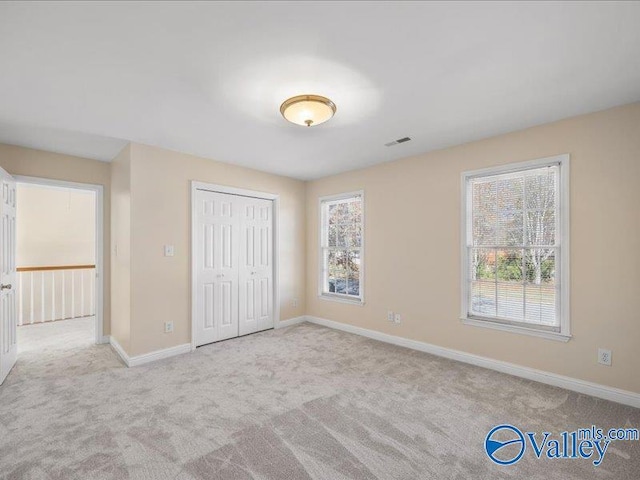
[280,95,336,127]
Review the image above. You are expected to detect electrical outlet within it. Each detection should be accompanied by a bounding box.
[598,348,611,366]
[387,311,394,322]
[164,245,175,257]
[292,298,298,308]
[164,321,174,334]
[394,313,402,324]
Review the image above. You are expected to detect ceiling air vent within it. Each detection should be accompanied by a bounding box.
[384,136,411,147]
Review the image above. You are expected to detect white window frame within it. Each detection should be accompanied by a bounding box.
[460,154,570,342]
[318,191,365,305]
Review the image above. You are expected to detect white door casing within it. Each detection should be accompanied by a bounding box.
[195,190,240,346]
[238,197,273,336]
[0,167,17,385]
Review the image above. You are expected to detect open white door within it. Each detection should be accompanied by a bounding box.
[0,167,17,385]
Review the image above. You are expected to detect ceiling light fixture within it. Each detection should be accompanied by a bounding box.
[280,94,336,127]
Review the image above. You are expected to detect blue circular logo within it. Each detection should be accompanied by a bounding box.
[485,424,526,465]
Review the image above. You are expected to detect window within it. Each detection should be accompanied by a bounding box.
[461,155,570,340]
[319,192,364,303]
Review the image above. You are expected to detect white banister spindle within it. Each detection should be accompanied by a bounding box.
[71,269,75,319]
[41,271,45,323]
[80,269,85,317]
[30,272,34,324]
[51,270,56,321]
[18,271,23,326]
[61,270,65,320]
[90,271,95,316]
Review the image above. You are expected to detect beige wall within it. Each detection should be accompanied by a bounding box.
[306,102,640,394]
[3,104,638,395]
[125,143,306,356]
[0,144,111,336]
[110,145,132,351]
[17,184,95,266]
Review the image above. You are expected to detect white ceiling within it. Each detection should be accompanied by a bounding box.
[0,121,128,162]
[1,2,639,180]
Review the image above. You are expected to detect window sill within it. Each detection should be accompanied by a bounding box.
[461,316,571,342]
[319,294,365,306]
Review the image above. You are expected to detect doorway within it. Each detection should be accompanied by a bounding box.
[0,171,104,385]
[191,182,279,349]
[14,176,104,346]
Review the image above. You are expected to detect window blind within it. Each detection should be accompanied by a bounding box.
[320,194,363,300]
[467,165,560,329]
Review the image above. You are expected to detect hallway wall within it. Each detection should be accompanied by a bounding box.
[17,184,95,266]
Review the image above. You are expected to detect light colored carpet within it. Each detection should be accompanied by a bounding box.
[0,318,638,479]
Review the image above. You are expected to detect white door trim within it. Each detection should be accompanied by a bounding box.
[14,175,106,345]
[190,181,280,351]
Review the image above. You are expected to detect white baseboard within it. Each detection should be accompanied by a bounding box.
[109,336,191,368]
[128,343,191,367]
[109,336,130,367]
[99,335,110,345]
[275,316,306,329]
[305,315,640,409]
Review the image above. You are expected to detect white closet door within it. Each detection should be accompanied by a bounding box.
[239,197,273,336]
[195,190,240,346]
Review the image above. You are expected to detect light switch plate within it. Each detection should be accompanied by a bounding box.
[164,245,175,257]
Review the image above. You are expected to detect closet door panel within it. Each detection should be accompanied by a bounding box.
[239,201,258,336]
[255,204,273,332]
[239,198,273,335]
[195,190,239,346]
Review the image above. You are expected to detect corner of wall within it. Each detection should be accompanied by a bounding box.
[109,143,132,353]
